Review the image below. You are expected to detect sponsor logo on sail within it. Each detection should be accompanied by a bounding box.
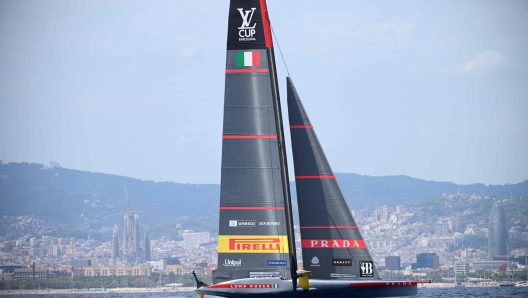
[229,220,256,227]
[267,260,287,266]
[229,238,278,251]
[223,259,242,267]
[218,235,288,253]
[332,258,352,266]
[301,239,366,248]
[259,221,280,226]
[310,256,320,267]
[359,261,374,277]
[237,8,257,41]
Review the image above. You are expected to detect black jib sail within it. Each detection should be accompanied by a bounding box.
[213,0,295,284]
[287,77,380,280]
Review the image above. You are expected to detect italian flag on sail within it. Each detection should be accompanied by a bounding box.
[236,51,260,67]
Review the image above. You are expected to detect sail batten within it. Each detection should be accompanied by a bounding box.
[226,69,270,73]
[300,226,359,229]
[295,175,336,179]
[220,206,285,210]
[222,135,277,139]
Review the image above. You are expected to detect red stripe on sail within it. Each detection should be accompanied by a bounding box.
[295,175,335,179]
[222,135,277,139]
[290,125,313,129]
[349,281,418,288]
[260,0,273,48]
[226,68,269,73]
[301,239,366,248]
[220,206,285,211]
[300,226,358,229]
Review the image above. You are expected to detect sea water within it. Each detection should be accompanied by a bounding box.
[3,287,528,298]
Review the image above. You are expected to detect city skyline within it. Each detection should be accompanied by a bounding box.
[1,0,527,186]
[1,195,525,283]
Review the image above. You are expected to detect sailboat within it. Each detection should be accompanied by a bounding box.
[196,1,423,297]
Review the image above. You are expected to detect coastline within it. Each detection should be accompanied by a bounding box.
[420,282,501,288]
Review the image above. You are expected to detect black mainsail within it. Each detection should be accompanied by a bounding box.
[287,77,380,280]
[213,0,295,285]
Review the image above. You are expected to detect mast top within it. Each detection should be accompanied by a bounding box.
[227,0,273,50]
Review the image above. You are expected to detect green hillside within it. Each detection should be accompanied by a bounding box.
[0,162,219,229]
[334,173,528,209]
[1,162,527,230]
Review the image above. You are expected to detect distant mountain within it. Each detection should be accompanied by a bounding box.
[0,163,219,229]
[1,163,527,228]
[333,173,528,209]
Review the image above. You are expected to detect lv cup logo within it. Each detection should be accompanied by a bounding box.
[237,8,256,39]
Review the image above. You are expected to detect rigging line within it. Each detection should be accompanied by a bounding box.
[264,65,286,269]
[269,19,293,276]
[270,22,293,270]
[271,24,290,78]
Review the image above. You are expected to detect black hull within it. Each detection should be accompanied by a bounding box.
[197,277,418,297]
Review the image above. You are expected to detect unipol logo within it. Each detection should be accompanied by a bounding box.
[237,8,257,41]
[223,259,242,267]
[359,261,374,277]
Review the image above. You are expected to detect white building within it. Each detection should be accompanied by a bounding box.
[454,261,470,276]
[182,232,210,249]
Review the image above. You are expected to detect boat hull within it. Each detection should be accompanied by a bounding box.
[196,277,418,297]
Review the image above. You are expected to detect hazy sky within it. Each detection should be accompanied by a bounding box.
[1,0,527,185]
